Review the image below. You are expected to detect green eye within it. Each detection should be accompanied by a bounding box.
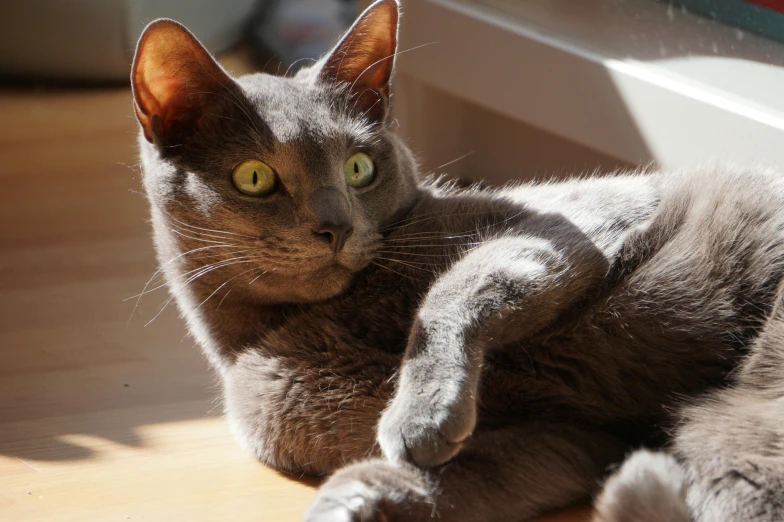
[232,160,277,197]
[343,153,375,188]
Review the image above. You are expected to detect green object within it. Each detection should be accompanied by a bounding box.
[669,0,784,43]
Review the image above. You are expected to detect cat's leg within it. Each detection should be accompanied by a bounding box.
[304,422,626,522]
[595,297,784,522]
[378,235,609,468]
[592,450,691,522]
[593,390,784,522]
[676,297,784,522]
[677,390,784,521]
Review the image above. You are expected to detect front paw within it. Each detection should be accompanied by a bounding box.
[303,460,433,522]
[377,360,477,468]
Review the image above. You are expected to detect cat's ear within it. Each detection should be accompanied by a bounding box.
[131,19,235,147]
[318,0,400,123]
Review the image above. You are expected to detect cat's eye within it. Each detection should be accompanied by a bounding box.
[343,153,375,188]
[232,160,277,197]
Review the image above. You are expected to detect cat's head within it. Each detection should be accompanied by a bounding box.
[132,0,419,304]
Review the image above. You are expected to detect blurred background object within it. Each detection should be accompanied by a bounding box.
[0,0,357,82]
[0,0,259,81]
[249,0,358,73]
[669,0,784,44]
[386,0,784,183]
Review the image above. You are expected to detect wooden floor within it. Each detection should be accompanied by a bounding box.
[0,57,588,521]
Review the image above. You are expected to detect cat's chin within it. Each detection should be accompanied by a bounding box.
[304,264,358,301]
[302,250,382,301]
[253,262,361,304]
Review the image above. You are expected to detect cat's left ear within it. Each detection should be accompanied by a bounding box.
[318,0,400,123]
[131,19,236,148]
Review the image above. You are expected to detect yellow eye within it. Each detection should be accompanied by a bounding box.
[232,160,277,197]
[343,153,375,188]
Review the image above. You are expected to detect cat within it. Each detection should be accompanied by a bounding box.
[131,1,784,520]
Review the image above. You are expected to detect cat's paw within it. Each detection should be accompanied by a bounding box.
[593,450,690,522]
[377,360,477,468]
[302,460,433,522]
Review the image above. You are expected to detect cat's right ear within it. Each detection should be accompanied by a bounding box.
[317,0,400,123]
[131,19,235,147]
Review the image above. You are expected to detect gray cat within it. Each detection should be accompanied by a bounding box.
[130,1,784,520]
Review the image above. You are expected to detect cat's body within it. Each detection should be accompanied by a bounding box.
[219,166,780,474]
[132,2,784,520]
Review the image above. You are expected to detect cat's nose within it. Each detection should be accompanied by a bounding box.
[307,187,353,253]
[313,219,353,253]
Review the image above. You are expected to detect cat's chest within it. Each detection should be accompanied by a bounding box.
[283,269,424,353]
[262,292,416,358]
[230,278,422,472]
[230,299,411,474]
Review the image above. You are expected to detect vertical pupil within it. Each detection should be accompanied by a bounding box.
[354,162,359,175]
[252,170,258,185]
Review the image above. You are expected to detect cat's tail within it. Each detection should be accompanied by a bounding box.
[592,449,692,522]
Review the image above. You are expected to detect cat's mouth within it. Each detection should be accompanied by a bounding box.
[240,239,379,303]
[327,236,381,273]
[291,247,378,301]
[280,261,355,302]
[333,251,373,272]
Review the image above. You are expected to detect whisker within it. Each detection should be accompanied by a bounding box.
[125,244,242,325]
[144,295,177,328]
[195,264,261,310]
[381,208,522,233]
[168,223,251,244]
[143,254,253,297]
[125,250,250,301]
[261,54,279,74]
[380,208,456,231]
[376,249,477,259]
[435,151,475,171]
[384,210,528,243]
[285,57,317,76]
[216,288,232,310]
[370,261,422,283]
[381,211,487,232]
[381,204,480,230]
[353,92,383,122]
[174,258,255,289]
[169,228,242,245]
[166,215,254,238]
[249,271,268,284]
[144,258,255,327]
[347,41,438,104]
[374,256,433,268]
[218,265,272,310]
[376,251,428,268]
[383,234,479,243]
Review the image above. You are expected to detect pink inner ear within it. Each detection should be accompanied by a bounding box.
[149,76,182,111]
[321,0,399,92]
[364,56,394,95]
[150,75,198,125]
[135,47,198,120]
[131,19,231,144]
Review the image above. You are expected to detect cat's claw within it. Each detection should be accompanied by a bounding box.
[302,460,433,522]
[377,363,477,468]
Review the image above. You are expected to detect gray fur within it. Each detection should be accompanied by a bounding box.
[132,2,784,521]
[593,450,691,522]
